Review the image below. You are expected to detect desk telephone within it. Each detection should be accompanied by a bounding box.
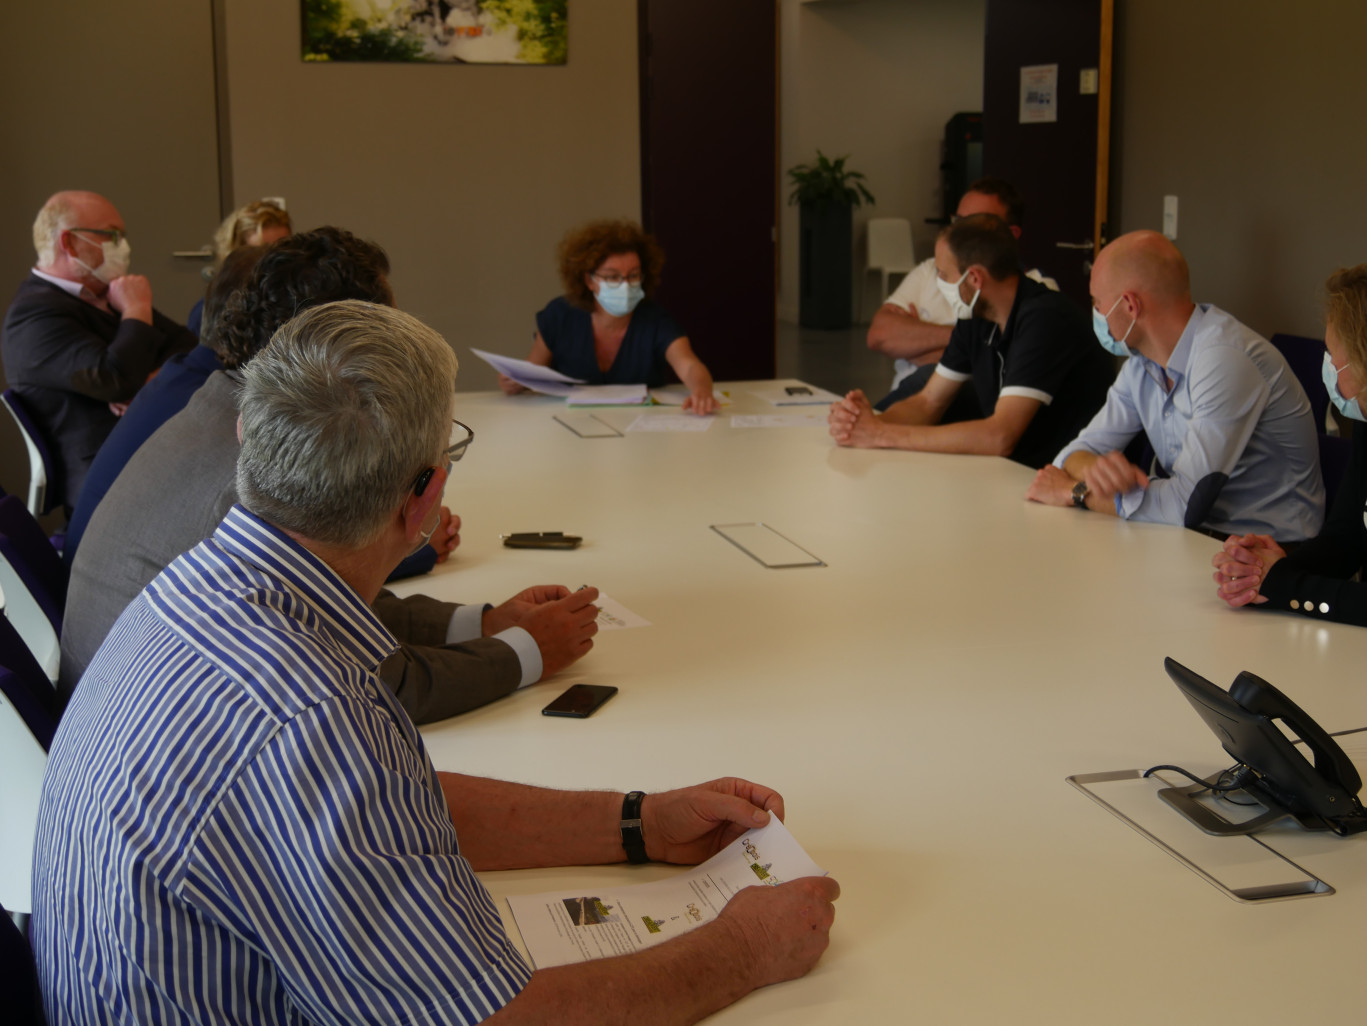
[1160,658,1367,836]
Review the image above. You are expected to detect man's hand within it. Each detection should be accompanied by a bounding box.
[430,508,461,562]
[106,274,153,324]
[108,401,130,417]
[482,584,573,635]
[642,777,784,865]
[1211,533,1285,607]
[828,390,880,447]
[681,389,718,415]
[517,586,600,678]
[498,373,528,396]
[1025,464,1078,506]
[1081,449,1149,499]
[713,878,840,990]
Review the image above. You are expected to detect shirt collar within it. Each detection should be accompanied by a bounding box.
[1161,303,1207,384]
[212,504,398,671]
[31,267,110,312]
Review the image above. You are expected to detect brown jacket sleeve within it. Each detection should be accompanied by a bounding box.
[371,589,523,725]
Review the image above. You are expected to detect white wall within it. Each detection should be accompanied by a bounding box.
[778,0,986,324]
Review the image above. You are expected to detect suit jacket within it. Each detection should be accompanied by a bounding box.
[59,370,522,722]
[1,273,196,508]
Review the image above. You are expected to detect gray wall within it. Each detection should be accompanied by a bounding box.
[1112,0,1367,339]
[222,0,641,392]
[0,0,221,505]
[778,0,987,324]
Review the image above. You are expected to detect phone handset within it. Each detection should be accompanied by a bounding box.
[1229,670,1362,794]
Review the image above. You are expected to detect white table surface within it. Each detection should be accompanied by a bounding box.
[390,381,1367,1024]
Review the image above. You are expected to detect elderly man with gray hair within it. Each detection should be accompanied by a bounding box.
[32,300,840,1025]
[1,190,194,509]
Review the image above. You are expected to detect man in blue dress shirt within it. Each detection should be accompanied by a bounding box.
[1026,230,1324,541]
[32,300,839,1025]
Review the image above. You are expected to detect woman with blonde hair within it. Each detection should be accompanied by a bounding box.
[188,200,292,334]
[500,218,717,413]
[1213,264,1367,622]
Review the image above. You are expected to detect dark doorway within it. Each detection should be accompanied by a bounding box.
[982,0,1112,305]
[638,0,777,381]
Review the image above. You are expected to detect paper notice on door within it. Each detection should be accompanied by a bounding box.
[505,816,825,969]
[1019,64,1058,123]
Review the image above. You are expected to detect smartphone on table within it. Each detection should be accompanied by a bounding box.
[541,684,618,718]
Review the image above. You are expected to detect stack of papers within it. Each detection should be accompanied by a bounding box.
[470,348,583,397]
[566,385,649,406]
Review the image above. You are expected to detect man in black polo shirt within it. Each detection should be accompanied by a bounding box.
[828,214,1112,469]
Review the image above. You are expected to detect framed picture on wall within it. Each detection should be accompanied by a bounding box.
[302,0,567,64]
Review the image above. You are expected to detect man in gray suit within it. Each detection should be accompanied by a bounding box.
[61,227,598,721]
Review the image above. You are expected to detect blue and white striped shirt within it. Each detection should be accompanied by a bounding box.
[32,505,533,1024]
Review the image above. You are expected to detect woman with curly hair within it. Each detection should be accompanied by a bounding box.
[500,219,717,413]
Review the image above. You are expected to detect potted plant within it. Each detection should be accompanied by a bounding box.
[787,151,875,329]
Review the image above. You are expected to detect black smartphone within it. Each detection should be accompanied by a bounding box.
[785,386,812,396]
[542,684,618,718]
[504,531,582,549]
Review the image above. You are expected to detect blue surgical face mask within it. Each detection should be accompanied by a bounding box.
[1092,295,1135,357]
[1323,351,1364,421]
[596,279,645,317]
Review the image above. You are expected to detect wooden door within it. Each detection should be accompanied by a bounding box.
[638,0,777,381]
[982,0,1112,305]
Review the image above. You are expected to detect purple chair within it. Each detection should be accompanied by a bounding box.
[0,901,44,1025]
[1268,333,1330,434]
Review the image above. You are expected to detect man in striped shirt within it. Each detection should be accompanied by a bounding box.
[32,300,839,1024]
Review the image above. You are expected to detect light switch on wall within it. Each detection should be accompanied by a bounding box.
[1162,195,1178,240]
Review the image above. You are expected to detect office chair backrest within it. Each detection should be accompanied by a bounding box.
[0,390,57,518]
[0,496,66,633]
[1268,333,1330,434]
[0,625,56,915]
[0,551,59,684]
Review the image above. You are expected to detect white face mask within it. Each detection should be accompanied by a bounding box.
[73,235,132,284]
[935,268,980,321]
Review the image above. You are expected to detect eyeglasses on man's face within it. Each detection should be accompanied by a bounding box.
[68,227,127,246]
[414,419,474,496]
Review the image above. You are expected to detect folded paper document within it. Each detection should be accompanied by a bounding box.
[506,816,825,969]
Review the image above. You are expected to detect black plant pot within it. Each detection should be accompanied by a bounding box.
[798,201,853,329]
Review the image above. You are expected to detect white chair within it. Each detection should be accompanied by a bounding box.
[0,555,59,683]
[0,611,56,916]
[0,690,47,915]
[861,218,915,323]
[1,390,52,518]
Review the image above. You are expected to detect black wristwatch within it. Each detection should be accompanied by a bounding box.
[1071,480,1090,509]
[621,791,649,863]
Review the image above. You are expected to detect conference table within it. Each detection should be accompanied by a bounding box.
[391,381,1367,1024]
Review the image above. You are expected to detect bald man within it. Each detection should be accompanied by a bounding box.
[1026,230,1324,540]
[1,191,194,510]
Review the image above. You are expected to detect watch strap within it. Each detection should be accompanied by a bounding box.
[621,790,649,864]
